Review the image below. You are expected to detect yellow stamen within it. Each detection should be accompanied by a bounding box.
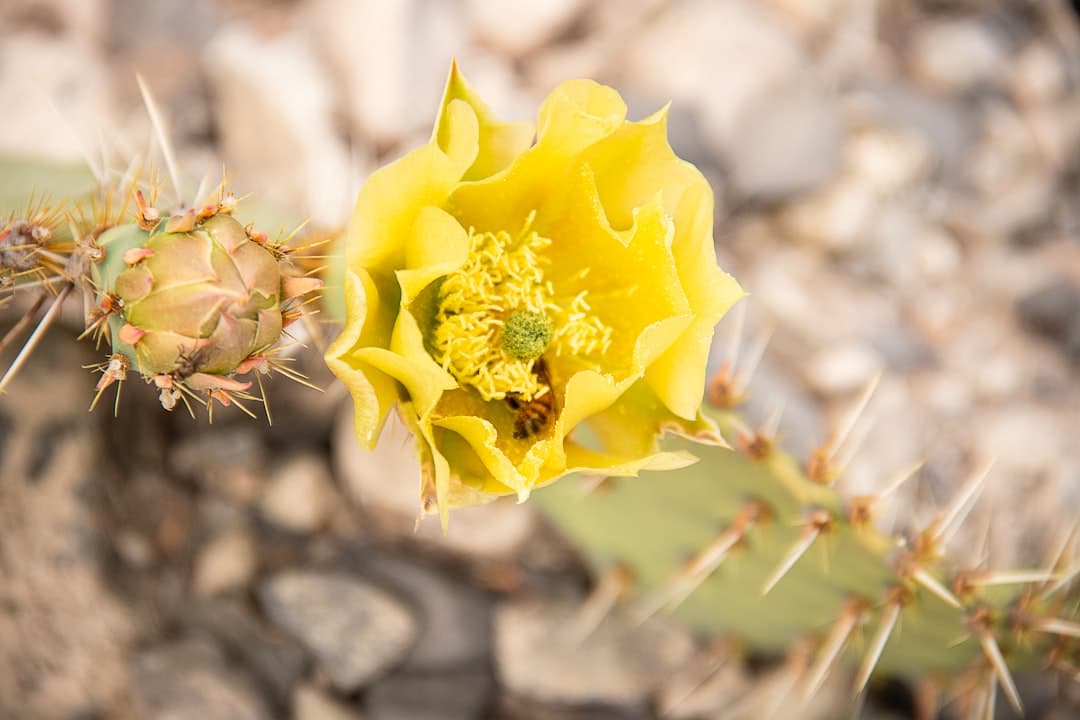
[433,216,611,401]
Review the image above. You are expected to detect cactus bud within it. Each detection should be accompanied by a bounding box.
[89,209,319,414]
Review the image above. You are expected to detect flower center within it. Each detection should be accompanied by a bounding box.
[432,215,611,401]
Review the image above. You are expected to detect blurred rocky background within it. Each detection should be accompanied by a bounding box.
[2,0,1080,718]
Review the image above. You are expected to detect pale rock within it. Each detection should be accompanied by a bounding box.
[259,453,334,532]
[910,19,1007,95]
[917,227,962,281]
[919,372,973,417]
[780,178,878,251]
[203,25,354,225]
[726,76,845,199]
[974,355,1022,401]
[846,126,930,195]
[764,0,859,37]
[1009,42,1067,106]
[624,0,842,198]
[495,598,695,706]
[0,36,114,162]
[310,0,473,146]
[334,404,536,559]
[295,684,365,720]
[193,528,257,597]
[466,0,586,57]
[260,571,418,692]
[805,343,881,396]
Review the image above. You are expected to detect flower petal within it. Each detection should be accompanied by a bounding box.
[346,141,471,276]
[645,181,744,419]
[325,268,400,450]
[448,79,627,235]
[583,380,726,461]
[434,60,535,182]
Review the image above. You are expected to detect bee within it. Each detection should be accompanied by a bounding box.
[505,358,558,440]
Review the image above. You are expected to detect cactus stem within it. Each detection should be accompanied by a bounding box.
[565,564,633,644]
[577,475,612,496]
[762,510,834,596]
[854,596,903,696]
[803,598,865,701]
[637,504,762,622]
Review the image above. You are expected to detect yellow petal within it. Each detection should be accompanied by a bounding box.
[434,415,527,498]
[448,78,627,236]
[584,380,726,461]
[324,268,399,449]
[580,106,702,230]
[537,79,627,158]
[398,205,470,302]
[645,180,744,419]
[346,140,471,276]
[541,166,692,379]
[434,60,535,182]
[563,441,699,478]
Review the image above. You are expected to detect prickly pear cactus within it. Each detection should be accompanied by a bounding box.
[534,378,1080,715]
[0,155,323,417]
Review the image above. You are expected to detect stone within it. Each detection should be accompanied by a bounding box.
[726,76,845,200]
[260,571,418,692]
[295,684,365,720]
[466,0,585,57]
[171,426,263,502]
[334,404,536,559]
[203,24,354,225]
[353,553,492,671]
[780,178,878,251]
[1015,278,1080,363]
[495,598,694,707]
[193,527,258,597]
[310,0,472,146]
[846,126,930,196]
[622,0,843,199]
[364,670,492,720]
[1009,42,1067,105]
[181,599,309,704]
[132,638,271,720]
[0,35,114,162]
[258,453,334,532]
[910,18,1007,95]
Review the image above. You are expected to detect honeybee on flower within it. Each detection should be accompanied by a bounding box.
[327,62,743,527]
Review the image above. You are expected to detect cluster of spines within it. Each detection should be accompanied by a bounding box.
[536,306,1078,719]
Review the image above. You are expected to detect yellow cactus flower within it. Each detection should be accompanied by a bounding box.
[327,62,743,527]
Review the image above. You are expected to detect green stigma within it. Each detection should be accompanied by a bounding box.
[502,310,553,360]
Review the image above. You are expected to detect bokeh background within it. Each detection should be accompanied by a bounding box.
[1,0,1079,718]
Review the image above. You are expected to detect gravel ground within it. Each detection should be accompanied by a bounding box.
[2,1,1080,718]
